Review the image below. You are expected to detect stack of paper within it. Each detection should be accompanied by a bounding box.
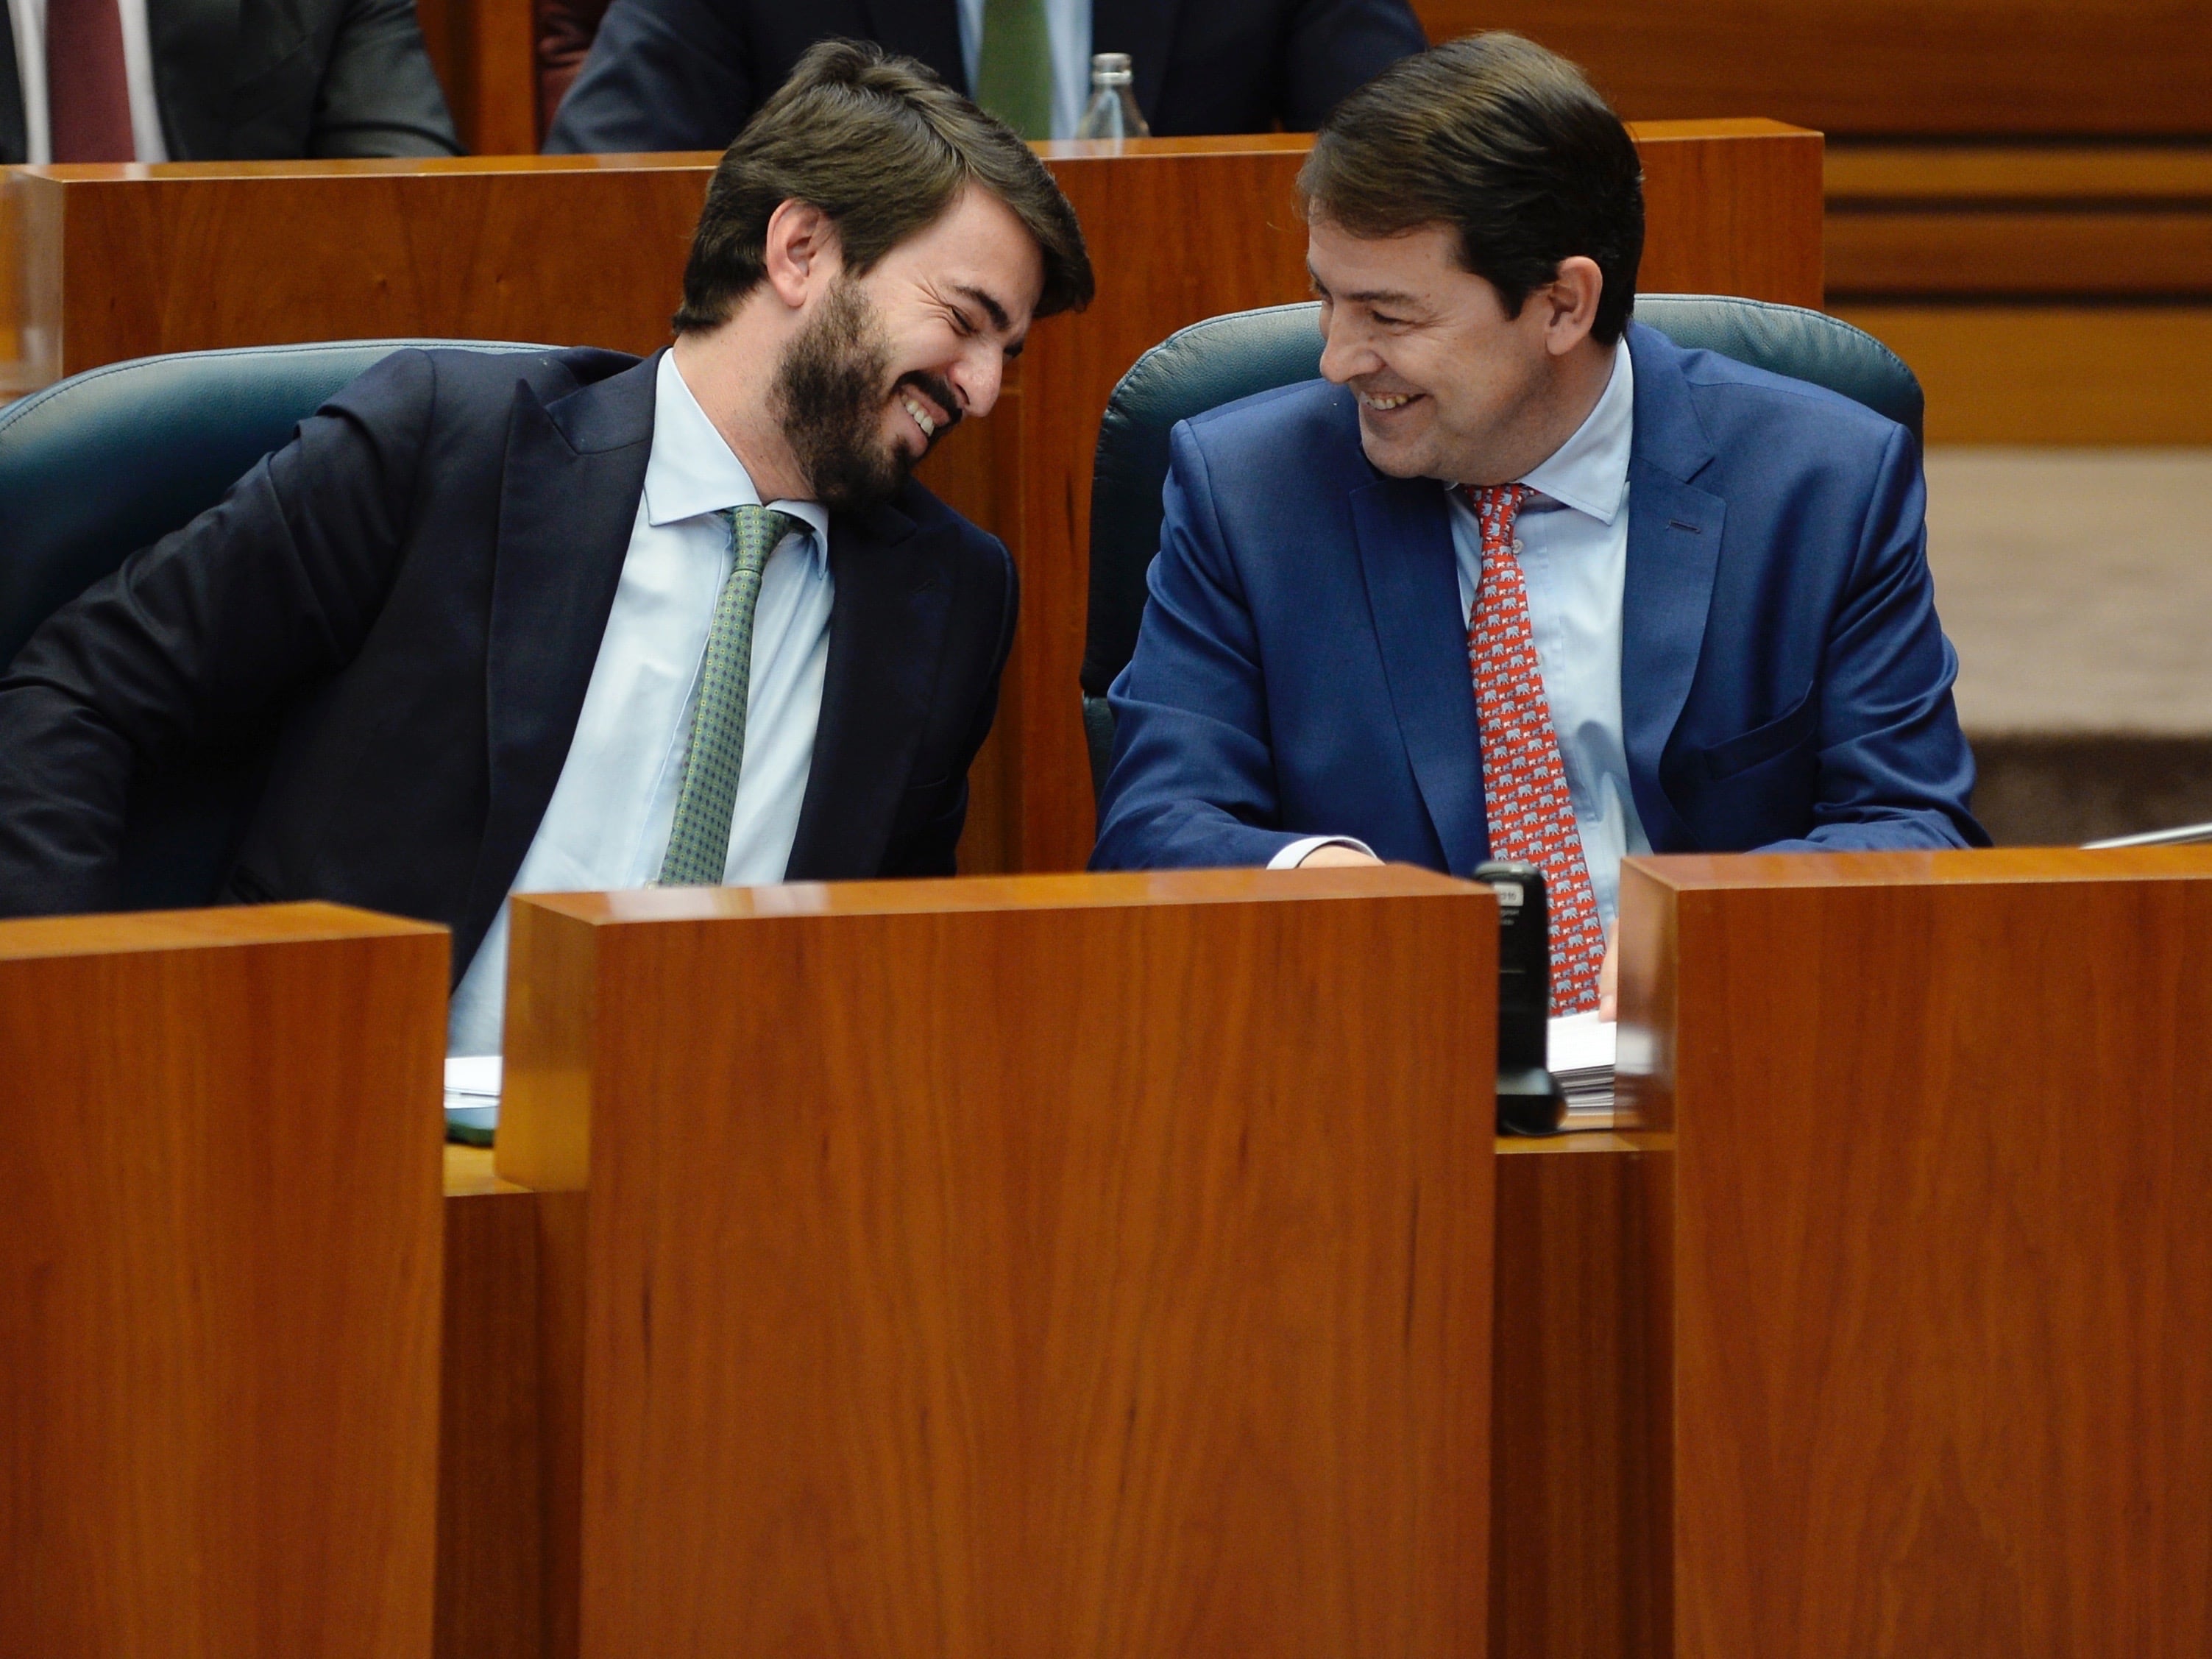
[444,1055,503,1136]
[1546,1011,1616,1126]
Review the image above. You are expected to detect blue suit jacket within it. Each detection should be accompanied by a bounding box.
[1092,322,1986,874]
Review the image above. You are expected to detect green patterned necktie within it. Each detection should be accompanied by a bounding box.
[975,0,1054,139]
[657,503,802,887]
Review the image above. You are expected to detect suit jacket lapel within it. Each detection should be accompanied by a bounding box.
[144,0,236,159]
[785,500,955,879]
[1352,473,1487,874]
[859,0,969,93]
[459,356,656,963]
[1620,322,1724,851]
[1092,0,1183,121]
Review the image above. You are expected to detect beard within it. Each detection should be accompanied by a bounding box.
[770,277,957,517]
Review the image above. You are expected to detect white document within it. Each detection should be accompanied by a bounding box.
[1547,1011,1617,1125]
[444,1055,503,1110]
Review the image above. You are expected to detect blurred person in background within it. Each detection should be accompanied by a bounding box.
[542,0,1425,152]
[1,0,459,162]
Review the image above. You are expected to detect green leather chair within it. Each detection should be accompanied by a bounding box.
[0,339,550,908]
[1080,294,1925,800]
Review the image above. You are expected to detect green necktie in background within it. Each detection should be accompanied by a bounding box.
[975,0,1054,140]
[658,503,801,887]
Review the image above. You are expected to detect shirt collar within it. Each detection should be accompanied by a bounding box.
[1511,341,1634,526]
[643,350,831,565]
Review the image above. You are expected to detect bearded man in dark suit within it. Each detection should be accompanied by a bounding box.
[0,43,1093,1055]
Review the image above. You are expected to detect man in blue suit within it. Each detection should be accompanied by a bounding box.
[1091,32,1985,1011]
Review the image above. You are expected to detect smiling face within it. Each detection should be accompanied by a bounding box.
[1308,216,1600,488]
[773,185,1043,514]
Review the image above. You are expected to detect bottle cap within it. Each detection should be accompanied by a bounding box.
[1091,52,1134,85]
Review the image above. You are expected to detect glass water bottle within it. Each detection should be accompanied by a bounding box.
[1076,53,1150,140]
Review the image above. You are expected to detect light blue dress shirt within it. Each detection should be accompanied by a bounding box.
[957,0,1095,141]
[445,350,834,1055]
[1280,344,1651,933]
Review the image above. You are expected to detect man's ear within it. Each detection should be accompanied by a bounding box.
[1541,255,1604,357]
[761,199,842,311]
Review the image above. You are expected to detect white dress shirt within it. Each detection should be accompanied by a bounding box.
[5,0,170,162]
[445,350,834,1055]
[1279,344,1652,934]
[956,0,1093,141]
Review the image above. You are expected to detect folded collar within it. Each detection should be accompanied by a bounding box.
[1515,341,1633,525]
[643,350,831,565]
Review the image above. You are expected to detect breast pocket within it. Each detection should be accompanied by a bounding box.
[1694,688,1820,782]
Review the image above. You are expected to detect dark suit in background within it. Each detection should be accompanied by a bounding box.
[0,0,461,163]
[542,0,1427,154]
[0,348,1017,977]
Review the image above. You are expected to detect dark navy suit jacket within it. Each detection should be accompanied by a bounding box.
[1092,321,1986,874]
[0,349,1017,978]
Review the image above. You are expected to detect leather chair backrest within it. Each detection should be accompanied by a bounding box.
[1080,295,1924,799]
[0,339,551,909]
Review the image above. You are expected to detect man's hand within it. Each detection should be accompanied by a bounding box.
[1598,923,1618,1022]
[1297,843,1384,869]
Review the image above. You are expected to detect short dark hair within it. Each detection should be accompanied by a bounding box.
[675,40,1094,335]
[1297,33,1644,346]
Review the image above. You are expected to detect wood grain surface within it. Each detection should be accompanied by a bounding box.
[1414,0,2212,136]
[0,903,448,1658]
[1821,139,2212,439]
[1617,846,2212,1658]
[496,866,1497,1658]
[415,0,539,155]
[1831,302,2212,444]
[0,128,1820,870]
[1488,1133,1666,1659]
[436,1186,545,1659]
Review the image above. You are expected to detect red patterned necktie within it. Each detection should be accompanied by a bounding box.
[1464,483,1606,1014]
[47,0,138,163]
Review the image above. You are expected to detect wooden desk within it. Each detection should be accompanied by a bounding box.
[439,1106,1656,1659]
[1618,847,2212,1658]
[2,126,1821,874]
[1,904,448,1658]
[437,867,1497,1658]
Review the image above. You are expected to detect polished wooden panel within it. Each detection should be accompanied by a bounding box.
[1,155,712,376]
[1826,144,2212,300]
[440,1133,1659,1659]
[1828,144,2212,199]
[416,0,540,155]
[0,903,447,1658]
[437,1185,543,1659]
[1830,211,2212,297]
[1617,847,2212,1658]
[1415,1,2212,136]
[1489,1133,1665,1659]
[1632,119,1824,305]
[0,128,1821,869]
[1821,143,2212,439]
[497,867,1496,1658]
[1832,303,2212,444]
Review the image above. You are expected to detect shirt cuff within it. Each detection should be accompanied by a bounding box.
[1268,835,1380,870]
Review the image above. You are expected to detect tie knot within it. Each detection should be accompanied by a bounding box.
[1463,482,1528,552]
[729,503,804,567]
